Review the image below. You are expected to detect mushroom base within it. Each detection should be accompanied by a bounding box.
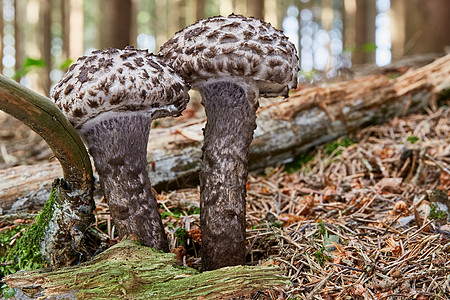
[83,113,169,252]
[199,81,258,271]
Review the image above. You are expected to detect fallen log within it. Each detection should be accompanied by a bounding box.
[1,53,450,213]
[2,239,289,299]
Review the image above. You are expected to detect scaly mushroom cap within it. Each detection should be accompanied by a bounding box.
[52,46,190,133]
[159,14,299,97]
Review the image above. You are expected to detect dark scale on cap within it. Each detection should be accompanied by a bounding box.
[123,62,136,70]
[72,107,85,118]
[134,57,144,67]
[87,100,99,108]
[52,47,190,132]
[64,84,74,95]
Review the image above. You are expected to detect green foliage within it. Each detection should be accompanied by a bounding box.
[13,57,73,79]
[407,135,419,144]
[0,224,27,276]
[13,57,46,79]
[363,43,377,52]
[285,151,315,173]
[1,188,57,277]
[59,58,73,70]
[429,203,448,220]
[285,137,355,173]
[161,206,200,219]
[174,228,189,247]
[313,220,333,266]
[317,220,328,237]
[298,69,319,81]
[325,137,354,155]
[314,247,331,267]
[1,284,15,298]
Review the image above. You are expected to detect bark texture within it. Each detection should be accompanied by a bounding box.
[0,75,94,267]
[85,114,169,251]
[199,81,257,270]
[3,239,289,299]
[2,54,450,213]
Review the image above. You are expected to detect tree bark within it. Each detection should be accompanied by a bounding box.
[0,75,95,267]
[353,0,376,65]
[247,0,264,19]
[1,54,450,213]
[99,0,133,49]
[403,0,450,55]
[3,239,288,299]
[40,0,51,96]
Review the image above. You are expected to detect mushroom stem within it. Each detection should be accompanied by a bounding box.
[83,113,169,252]
[199,80,258,270]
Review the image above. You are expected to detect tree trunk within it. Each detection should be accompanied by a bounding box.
[99,0,133,49]
[40,0,51,96]
[353,0,376,64]
[194,0,205,20]
[14,0,24,79]
[1,54,450,213]
[247,0,264,19]
[403,0,450,55]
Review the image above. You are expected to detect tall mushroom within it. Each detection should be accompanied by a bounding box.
[159,14,299,270]
[52,47,190,251]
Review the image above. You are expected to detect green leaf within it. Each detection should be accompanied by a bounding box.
[407,135,419,144]
[23,57,46,68]
[363,43,377,52]
[60,59,73,70]
[1,284,16,299]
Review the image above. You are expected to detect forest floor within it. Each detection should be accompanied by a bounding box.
[0,96,449,299]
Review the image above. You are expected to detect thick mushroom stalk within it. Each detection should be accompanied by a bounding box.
[52,47,190,251]
[159,14,298,269]
[199,80,258,268]
[84,113,168,250]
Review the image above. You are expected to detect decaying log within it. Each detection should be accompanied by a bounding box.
[2,239,289,299]
[1,53,450,213]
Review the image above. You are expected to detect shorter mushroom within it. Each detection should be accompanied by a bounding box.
[159,14,299,269]
[52,47,190,251]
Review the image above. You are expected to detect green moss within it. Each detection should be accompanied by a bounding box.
[4,240,289,299]
[429,203,448,220]
[285,151,315,173]
[314,247,331,267]
[407,135,419,144]
[2,187,58,277]
[0,224,27,277]
[325,137,354,155]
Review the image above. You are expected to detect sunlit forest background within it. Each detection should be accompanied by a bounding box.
[1,0,449,96]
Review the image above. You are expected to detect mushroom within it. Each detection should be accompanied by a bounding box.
[52,46,190,251]
[159,14,299,270]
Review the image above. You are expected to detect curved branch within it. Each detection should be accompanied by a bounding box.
[0,75,95,268]
[0,75,93,190]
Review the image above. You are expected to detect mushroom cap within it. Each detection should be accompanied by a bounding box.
[158,14,299,97]
[52,46,190,133]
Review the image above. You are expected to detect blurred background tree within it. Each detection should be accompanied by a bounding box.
[0,0,448,96]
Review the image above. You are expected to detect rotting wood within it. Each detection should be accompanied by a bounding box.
[2,239,289,300]
[1,53,450,213]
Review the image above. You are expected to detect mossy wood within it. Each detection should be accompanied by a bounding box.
[0,75,95,268]
[2,54,450,211]
[3,239,289,299]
